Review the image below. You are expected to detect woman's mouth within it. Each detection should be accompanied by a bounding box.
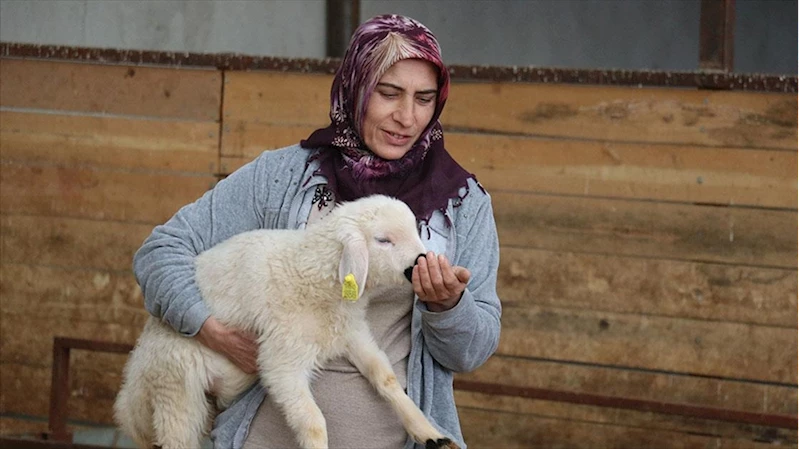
[384,130,411,145]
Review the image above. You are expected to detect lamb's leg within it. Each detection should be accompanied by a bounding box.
[150,368,212,449]
[260,355,328,449]
[345,327,460,449]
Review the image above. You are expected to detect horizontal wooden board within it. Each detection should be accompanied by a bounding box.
[0,110,219,173]
[457,355,796,416]
[493,192,797,268]
[445,82,798,150]
[458,402,795,449]
[1,264,147,330]
[498,247,797,327]
[221,71,796,149]
[220,122,315,173]
[0,215,153,271]
[497,304,796,384]
[456,392,796,446]
[0,163,215,224]
[0,363,51,418]
[0,59,221,121]
[222,71,331,125]
[0,262,142,307]
[221,156,256,175]
[0,312,139,368]
[447,133,797,209]
[217,122,797,207]
[221,122,315,157]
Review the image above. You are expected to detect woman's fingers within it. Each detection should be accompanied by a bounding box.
[229,329,259,374]
[413,252,468,302]
[198,317,259,374]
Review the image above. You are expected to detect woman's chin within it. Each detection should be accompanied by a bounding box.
[370,145,412,161]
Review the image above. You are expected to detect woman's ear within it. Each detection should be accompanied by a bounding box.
[338,226,368,300]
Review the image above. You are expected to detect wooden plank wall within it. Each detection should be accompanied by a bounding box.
[1,58,797,448]
[0,58,221,433]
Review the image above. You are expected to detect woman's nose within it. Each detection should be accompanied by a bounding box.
[393,101,414,127]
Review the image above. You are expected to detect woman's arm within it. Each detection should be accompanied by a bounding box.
[132,155,271,371]
[418,188,502,372]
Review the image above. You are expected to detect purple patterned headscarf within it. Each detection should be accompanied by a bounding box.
[301,14,475,224]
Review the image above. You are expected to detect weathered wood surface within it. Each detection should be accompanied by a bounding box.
[444,82,798,150]
[497,305,795,384]
[0,163,215,224]
[455,391,796,447]
[446,134,797,208]
[221,123,315,172]
[1,361,124,425]
[458,404,797,448]
[219,73,797,210]
[0,216,153,271]
[222,124,797,208]
[220,71,797,150]
[497,247,797,327]
[458,356,796,416]
[1,264,145,330]
[0,59,221,120]
[0,417,49,437]
[493,192,796,268]
[0,111,220,173]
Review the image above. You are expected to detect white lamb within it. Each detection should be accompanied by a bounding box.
[114,194,460,449]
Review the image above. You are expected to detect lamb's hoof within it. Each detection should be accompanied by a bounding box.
[425,438,459,449]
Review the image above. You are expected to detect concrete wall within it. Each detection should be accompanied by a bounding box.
[0,0,327,58]
[0,0,795,74]
[361,0,796,74]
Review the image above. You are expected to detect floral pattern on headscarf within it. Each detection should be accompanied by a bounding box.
[301,14,474,224]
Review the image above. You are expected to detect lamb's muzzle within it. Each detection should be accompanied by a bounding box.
[404,253,426,282]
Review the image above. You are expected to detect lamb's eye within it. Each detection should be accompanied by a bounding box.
[375,236,393,245]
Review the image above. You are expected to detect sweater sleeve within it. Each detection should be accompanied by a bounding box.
[419,184,502,372]
[133,154,271,336]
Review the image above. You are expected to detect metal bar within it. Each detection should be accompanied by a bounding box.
[45,338,133,444]
[0,437,108,449]
[2,42,794,92]
[454,379,798,429]
[325,0,360,58]
[699,0,735,71]
[52,337,133,354]
[47,339,71,442]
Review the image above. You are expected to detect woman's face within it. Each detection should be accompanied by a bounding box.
[361,59,438,160]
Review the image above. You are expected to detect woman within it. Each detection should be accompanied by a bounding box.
[133,14,501,449]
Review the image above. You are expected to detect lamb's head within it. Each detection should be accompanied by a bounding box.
[333,195,426,301]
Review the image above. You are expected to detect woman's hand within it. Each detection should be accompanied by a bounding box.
[412,252,471,312]
[196,316,259,374]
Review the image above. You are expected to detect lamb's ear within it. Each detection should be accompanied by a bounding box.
[338,227,368,300]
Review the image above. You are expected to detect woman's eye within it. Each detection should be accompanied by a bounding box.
[379,91,398,99]
[417,96,434,104]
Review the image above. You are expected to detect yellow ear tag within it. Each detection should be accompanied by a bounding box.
[342,273,359,301]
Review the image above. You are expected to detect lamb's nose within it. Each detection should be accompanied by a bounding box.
[404,254,426,282]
